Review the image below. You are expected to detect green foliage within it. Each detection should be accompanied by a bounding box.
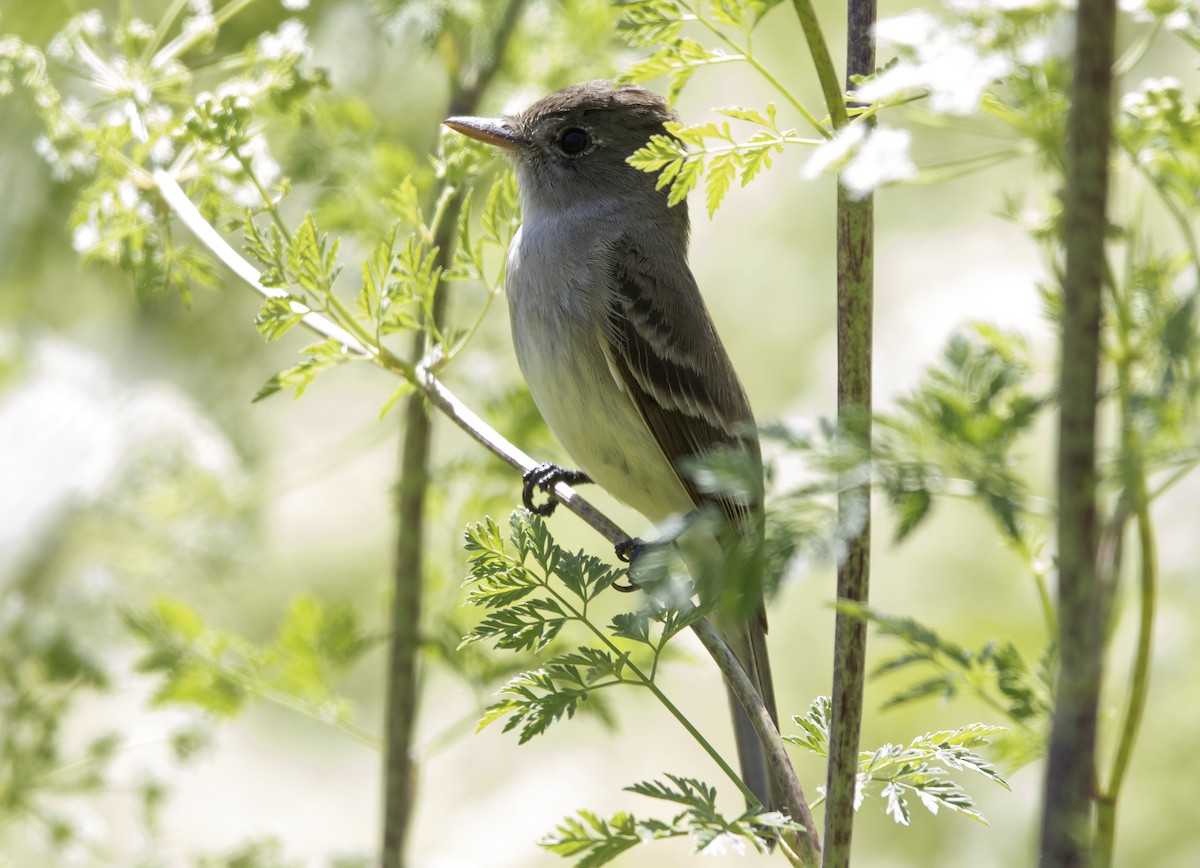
[787,698,1009,826]
[839,605,1053,765]
[127,595,378,733]
[460,512,823,860]
[460,512,694,742]
[617,0,784,51]
[628,107,811,215]
[252,339,351,402]
[874,325,1047,544]
[542,773,790,865]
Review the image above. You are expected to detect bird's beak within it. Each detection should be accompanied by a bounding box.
[443,116,528,152]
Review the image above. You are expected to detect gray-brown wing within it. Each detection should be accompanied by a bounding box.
[598,236,761,528]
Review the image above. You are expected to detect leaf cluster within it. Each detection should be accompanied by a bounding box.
[127,595,378,729]
[461,512,697,744]
[840,605,1053,764]
[542,773,789,865]
[628,106,805,215]
[874,325,1047,544]
[786,698,1010,827]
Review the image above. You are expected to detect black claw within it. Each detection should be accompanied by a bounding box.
[612,537,645,592]
[521,463,591,516]
[614,537,645,563]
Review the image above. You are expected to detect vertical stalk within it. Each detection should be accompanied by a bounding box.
[382,188,466,868]
[380,3,525,864]
[1038,0,1117,863]
[1094,266,1159,866]
[822,1,875,865]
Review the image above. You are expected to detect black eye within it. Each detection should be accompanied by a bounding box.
[557,127,591,155]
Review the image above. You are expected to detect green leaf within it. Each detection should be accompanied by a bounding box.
[252,339,350,401]
[784,696,831,757]
[616,0,686,48]
[254,294,306,342]
[480,669,592,743]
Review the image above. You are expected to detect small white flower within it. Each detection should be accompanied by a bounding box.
[282,0,310,9]
[128,18,154,40]
[873,10,942,47]
[33,135,58,162]
[79,10,105,36]
[699,832,746,857]
[62,97,86,123]
[1164,9,1192,30]
[72,222,100,253]
[841,126,917,200]
[144,104,172,127]
[183,13,217,38]
[188,0,213,13]
[257,19,311,61]
[48,33,73,61]
[117,181,139,209]
[150,135,176,165]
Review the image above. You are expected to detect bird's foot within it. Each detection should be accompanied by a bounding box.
[521,463,591,516]
[612,537,645,592]
[614,537,645,563]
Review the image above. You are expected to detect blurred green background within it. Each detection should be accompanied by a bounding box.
[2,0,1199,865]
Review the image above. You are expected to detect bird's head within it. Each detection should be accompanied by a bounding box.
[444,81,679,216]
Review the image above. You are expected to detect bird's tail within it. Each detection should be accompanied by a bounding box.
[717,610,786,816]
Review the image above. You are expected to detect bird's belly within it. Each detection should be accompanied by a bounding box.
[511,309,692,524]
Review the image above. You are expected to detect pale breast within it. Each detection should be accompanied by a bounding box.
[506,222,693,522]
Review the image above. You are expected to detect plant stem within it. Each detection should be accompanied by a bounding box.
[1038,0,1117,863]
[822,0,875,865]
[686,1,829,138]
[381,8,526,864]
[791,0,847,130]
[1093,246,1159,868]
[693,619,820,863]
[382,212,455,868]
[1094,465,1156,867]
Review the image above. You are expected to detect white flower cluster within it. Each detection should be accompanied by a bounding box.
[47,9,105,62]
[257,19,312,63]
[801,123,917,199]
[1119,0,1197,29]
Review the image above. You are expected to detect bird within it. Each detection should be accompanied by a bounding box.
[444,80,781,815]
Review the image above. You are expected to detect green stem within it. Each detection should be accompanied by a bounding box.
[791,0,848,130]
[1132,161,1200,291]
[692,618,821,863]
[1094,470,1156,867]
[822,0,875,865]
[685,1,830,138]
[536,579,758,806]
[150,0,257,69]
[141,0,189,65]
[381,8,527,865]
[1093,246,1159,868]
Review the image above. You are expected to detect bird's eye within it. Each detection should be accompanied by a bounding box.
[557,127,591,155]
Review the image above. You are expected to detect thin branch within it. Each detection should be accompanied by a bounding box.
[150,168,381,362]
[692,619,820,863]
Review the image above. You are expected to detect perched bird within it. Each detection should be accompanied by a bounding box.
[444,81,781,814]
